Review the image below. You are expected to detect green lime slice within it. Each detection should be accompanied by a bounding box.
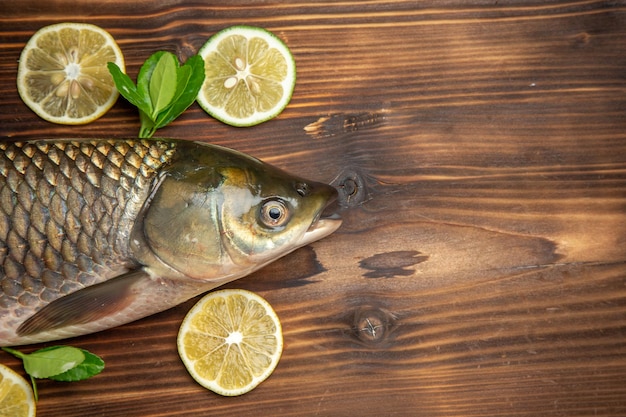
[197,25,296,127]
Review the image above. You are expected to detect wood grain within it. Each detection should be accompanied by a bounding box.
[1,1,626,416]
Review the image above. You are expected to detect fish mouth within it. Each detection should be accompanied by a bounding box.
[301,198,342,245]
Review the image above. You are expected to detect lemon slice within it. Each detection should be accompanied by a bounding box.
[0,364,35,417]
[177,289,283,396]
[197,25,296,127]
[17,22,124,125]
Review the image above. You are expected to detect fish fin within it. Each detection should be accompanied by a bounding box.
[17,270,147,337]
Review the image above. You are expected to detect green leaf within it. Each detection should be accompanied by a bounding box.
[152,65,190,128]
[154,54,205,129]
[22,346,85,379]
[48,349,105,382]
[137,51,166,116]
[107,62,149,113]
[2,345,104,401]
[107,50,206,138]
[149,52,178,118]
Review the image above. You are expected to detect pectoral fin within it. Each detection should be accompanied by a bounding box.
[17,270,147,337]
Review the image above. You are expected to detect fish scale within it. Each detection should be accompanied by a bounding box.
[0,140,176,318]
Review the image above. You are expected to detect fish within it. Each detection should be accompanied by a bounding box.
[0,139,341,346]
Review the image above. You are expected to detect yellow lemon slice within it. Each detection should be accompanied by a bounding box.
[177,289,283,396]
[0,364,35,417]
[197,25,296,127]
[17,22,124,125]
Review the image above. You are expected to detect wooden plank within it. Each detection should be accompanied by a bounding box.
[1,1,626,416]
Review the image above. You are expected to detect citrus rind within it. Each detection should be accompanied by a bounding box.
[197,25,296,127]
[177,289,283,396]
[17,22,125,125]
[0,364,36,417]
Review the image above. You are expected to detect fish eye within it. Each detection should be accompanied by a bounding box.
[260,199,290,228]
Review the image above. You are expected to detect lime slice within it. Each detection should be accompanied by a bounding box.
[197,25,296,127]
[17,22,124,125]
[177,289,283,396]
[0,364,36,417]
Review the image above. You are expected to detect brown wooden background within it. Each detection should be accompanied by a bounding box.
[1,1,626,416]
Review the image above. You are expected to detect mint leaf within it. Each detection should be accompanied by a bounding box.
[153,64,191,128]
[107,62,149,112]
[2,345,105,401]
[137,51,165,114]
[149,52,178,118]
[48,349,104,382]
[154,54,205,129]
[108,50,206,138]
[21,346,85,379]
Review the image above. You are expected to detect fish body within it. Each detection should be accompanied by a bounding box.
[0,139,341,346]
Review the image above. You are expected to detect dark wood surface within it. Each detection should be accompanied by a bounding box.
[2,1,626,416]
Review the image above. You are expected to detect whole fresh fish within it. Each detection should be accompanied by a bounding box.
[0,139,341,346]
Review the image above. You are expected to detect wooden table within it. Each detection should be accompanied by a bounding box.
[1,1,625,416]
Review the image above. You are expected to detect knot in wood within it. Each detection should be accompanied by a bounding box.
[332,168,369,208]
[353,306,394,344]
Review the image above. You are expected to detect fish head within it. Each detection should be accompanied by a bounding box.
[217,164,341,270]
[134,143,342,283]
